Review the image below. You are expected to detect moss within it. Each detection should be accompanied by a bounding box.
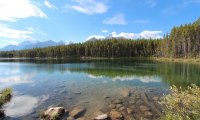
[0,88,12,107]
[160,84,200,120]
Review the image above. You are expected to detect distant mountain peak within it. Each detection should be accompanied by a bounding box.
[87,37,98,42]
[0,40,65,51]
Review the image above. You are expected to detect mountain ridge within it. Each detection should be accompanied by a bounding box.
[0,40,65,51]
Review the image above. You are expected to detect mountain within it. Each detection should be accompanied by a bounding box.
[86,37,98,42]
[0,40,65,51]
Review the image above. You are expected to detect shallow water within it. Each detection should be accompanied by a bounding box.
[0,58,200,119]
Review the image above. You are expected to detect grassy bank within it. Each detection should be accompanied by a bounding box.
[153,57,200,64]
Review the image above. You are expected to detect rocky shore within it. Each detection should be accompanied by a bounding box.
[40,88,166,120]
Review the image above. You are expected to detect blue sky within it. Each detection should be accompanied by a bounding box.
[0,0,200,48]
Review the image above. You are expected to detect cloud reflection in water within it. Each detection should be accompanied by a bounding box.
[5,94,49,117]
[0,73,35,88]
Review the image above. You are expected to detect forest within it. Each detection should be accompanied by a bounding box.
[0,18,200,58]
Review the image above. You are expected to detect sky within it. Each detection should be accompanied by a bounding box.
[0,0,200,48]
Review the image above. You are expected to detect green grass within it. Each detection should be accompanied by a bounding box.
[0,88,12,107]
[160,84,200,120]
[153,57,200,64]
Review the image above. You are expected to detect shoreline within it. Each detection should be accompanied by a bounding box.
[1,57,200,64]
[152,57,200,64]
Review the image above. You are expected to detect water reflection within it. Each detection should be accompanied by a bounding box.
[0,59,199,119]
[5,94,49,117]
[0,74,34,89]
[0,63,35,89]
[112,76,161,83]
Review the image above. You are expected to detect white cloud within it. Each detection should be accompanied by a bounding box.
[0,0,47,22]
[86,30,163,41]
[44,0,58,9]
[0,25,33,40]
[139,30,163,39]
[111,31,163,39]
[0,40,20,48]
[86,35,105,40]
[102,30,108,33]
[69,0,108,15]
[111,32,135,39]
[103,14,127,25]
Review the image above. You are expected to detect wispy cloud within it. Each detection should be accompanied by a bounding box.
[163,0,200,15]
[0,25,33,40]
[183,0,200,4]
[102,30,108,33]
[103,14,127,25]
[146,0,157,8]
[44,0,58,9]
[0,0,47,22]
[67,0,108,15]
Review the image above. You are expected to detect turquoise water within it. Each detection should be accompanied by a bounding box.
[0,59,200,119]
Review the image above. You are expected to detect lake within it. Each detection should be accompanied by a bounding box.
[0,58,200,120]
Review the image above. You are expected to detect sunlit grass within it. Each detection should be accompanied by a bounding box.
[160,84,200,120]
[154,57,200,64]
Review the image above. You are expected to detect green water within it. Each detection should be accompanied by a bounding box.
[0,58,200,119]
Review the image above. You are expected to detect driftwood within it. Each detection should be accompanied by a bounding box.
[140,91,162,116]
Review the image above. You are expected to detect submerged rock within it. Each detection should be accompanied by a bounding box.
[66,96,72,100]
[75,92,81,95]
[127,108,133,114]
[41,107,65,120]
[100,106,110,113]
[140,105,150,112]
[67,116,75,120]
[152,96,159,101]
[59,90,67,94]
[109,104,116,109]
[69,107,86,119]
[94,114,108,120]
[109,110,123,120]
[112,99,122,104]
[104,96,110,99]
[129,99,136,104]
[118,106,125,111]
[120,88,130,97]
[144,111,153,118]
[116,104,123,109]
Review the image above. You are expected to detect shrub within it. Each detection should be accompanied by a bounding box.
[0,88,12,107]
[160,84,200,120]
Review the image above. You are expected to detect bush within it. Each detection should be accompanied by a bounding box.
[0,88,12,107]
[160,84,200,120]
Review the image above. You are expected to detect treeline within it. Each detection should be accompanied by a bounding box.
[0,39,161,58]
[162,18,200,57]
[0,18,200,58]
